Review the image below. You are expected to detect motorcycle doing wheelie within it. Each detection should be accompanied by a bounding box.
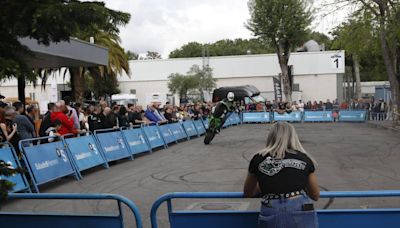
[204,92,235,145]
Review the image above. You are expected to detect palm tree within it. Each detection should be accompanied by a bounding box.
[69,30,130,102]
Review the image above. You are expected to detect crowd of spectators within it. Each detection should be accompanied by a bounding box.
[0,94,391,156]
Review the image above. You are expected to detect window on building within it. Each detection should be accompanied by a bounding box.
[292,84,300,92]
[130,89,136,94]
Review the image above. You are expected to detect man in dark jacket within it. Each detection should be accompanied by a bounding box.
[13,102,36,141]
[39,102,56,137]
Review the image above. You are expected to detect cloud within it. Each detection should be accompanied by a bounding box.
[102,0,349,57]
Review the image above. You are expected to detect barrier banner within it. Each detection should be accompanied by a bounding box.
[242,112,270,123]
[122,128,151,155]
[202,118,210,130]
[64,135,107,172]
[193,119,206,135]
[303,111,333,122]
[95,131,132,162]
[182,120,198,137]
[232,113,241,125]
[273,111,302,122]
[168,122,188,141]
[223,114,232,128]
[22,140,77,191]
[0,145,30,192]
[158,124,177,144]
[143,125,165,149]
[339,110,366,122]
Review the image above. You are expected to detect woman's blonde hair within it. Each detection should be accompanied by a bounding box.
[257,122,316,164]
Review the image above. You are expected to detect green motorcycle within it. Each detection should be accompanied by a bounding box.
[204,99,234,145]
[203,115,222,145]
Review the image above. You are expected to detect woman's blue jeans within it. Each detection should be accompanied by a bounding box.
[258,195,318,228]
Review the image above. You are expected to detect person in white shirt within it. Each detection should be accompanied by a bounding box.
[298,100,305,112]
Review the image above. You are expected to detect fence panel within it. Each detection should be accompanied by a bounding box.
[20,138,78,192]
[168,122,188,141]
[143,125,166,149]
[273,111,302,122]
[193,119,206,135]
[339,110,366,122]
[2,193,143,228]
[94,129,133,162]
[202,118,210,130]
[242,112,270,123]
[182,120,198,137]
[121,128,151,155]
[303,111,334,122]
[0,143,30,193]
[158,124,177,144]
[64,134,108,173]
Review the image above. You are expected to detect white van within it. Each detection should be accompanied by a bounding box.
[111,94,138,106]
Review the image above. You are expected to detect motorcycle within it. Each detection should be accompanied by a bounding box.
[204,112,232,145]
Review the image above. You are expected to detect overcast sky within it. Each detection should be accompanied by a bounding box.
[102,0,351,57]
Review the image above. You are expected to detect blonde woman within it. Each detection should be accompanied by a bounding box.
[243,122,319,227]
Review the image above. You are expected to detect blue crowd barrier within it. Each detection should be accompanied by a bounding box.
[121,127,152,155]
[303,111,334,122]
[0,143,30,193]
[339,110,366,122]
[193,119,206,135]
[231,112,241,125]
[167,122,188,141]
[1,193,143,228]
[202,118,210,130]
[150,190,400,228]
[182,120,198,138]
[242,112,270,123]
[19,137,79,193]
[273,111,302,122]
[94,129,133,162]
[63,133,108,177]
[158,124,178,144]
[143,125,166,149]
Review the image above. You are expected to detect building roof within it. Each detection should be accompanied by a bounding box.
[19,37,108,68]
[119,51,345,82]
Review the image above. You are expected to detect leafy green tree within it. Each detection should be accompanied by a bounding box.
[343,0,400,121]
[146,51,162,59]
[331,12,376,99]
[0,0,129,104]
[187,65,217,100]
[167,73,198,99]
[169,39,274,58]
[126,51,139,60]
[246,0,312,102]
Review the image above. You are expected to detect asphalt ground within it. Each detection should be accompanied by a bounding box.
[3,123,400,227]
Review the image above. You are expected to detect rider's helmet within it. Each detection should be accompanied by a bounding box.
[227,92,235,102]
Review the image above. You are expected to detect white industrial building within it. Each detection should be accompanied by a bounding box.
[0,51,346,110]
[118,51,346,106]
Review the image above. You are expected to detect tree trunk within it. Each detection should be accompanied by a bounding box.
[17,75,26,110]
[378,17,400,123]
[277,46,292,102]
[70,67,86,103]
[353,54,362,99]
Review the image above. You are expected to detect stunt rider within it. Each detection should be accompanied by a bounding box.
[212,92,235,132]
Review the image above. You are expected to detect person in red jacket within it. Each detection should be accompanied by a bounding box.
[50,102,77,136]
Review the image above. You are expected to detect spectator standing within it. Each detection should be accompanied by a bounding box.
[13,102,36,141]
[88,105,104,132]
[39,102,56,137]
[118,106,130,127]
[51,102,77,136]
[26,105,37,128]
[101,107,117,129]
[164,106,177,123]
[243,122,319,227]
[298,100,305,112]
[0,107,19,152]
[325,99,333,111]
[63,97,80,129]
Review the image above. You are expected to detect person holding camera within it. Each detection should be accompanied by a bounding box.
[243,122,319,227]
